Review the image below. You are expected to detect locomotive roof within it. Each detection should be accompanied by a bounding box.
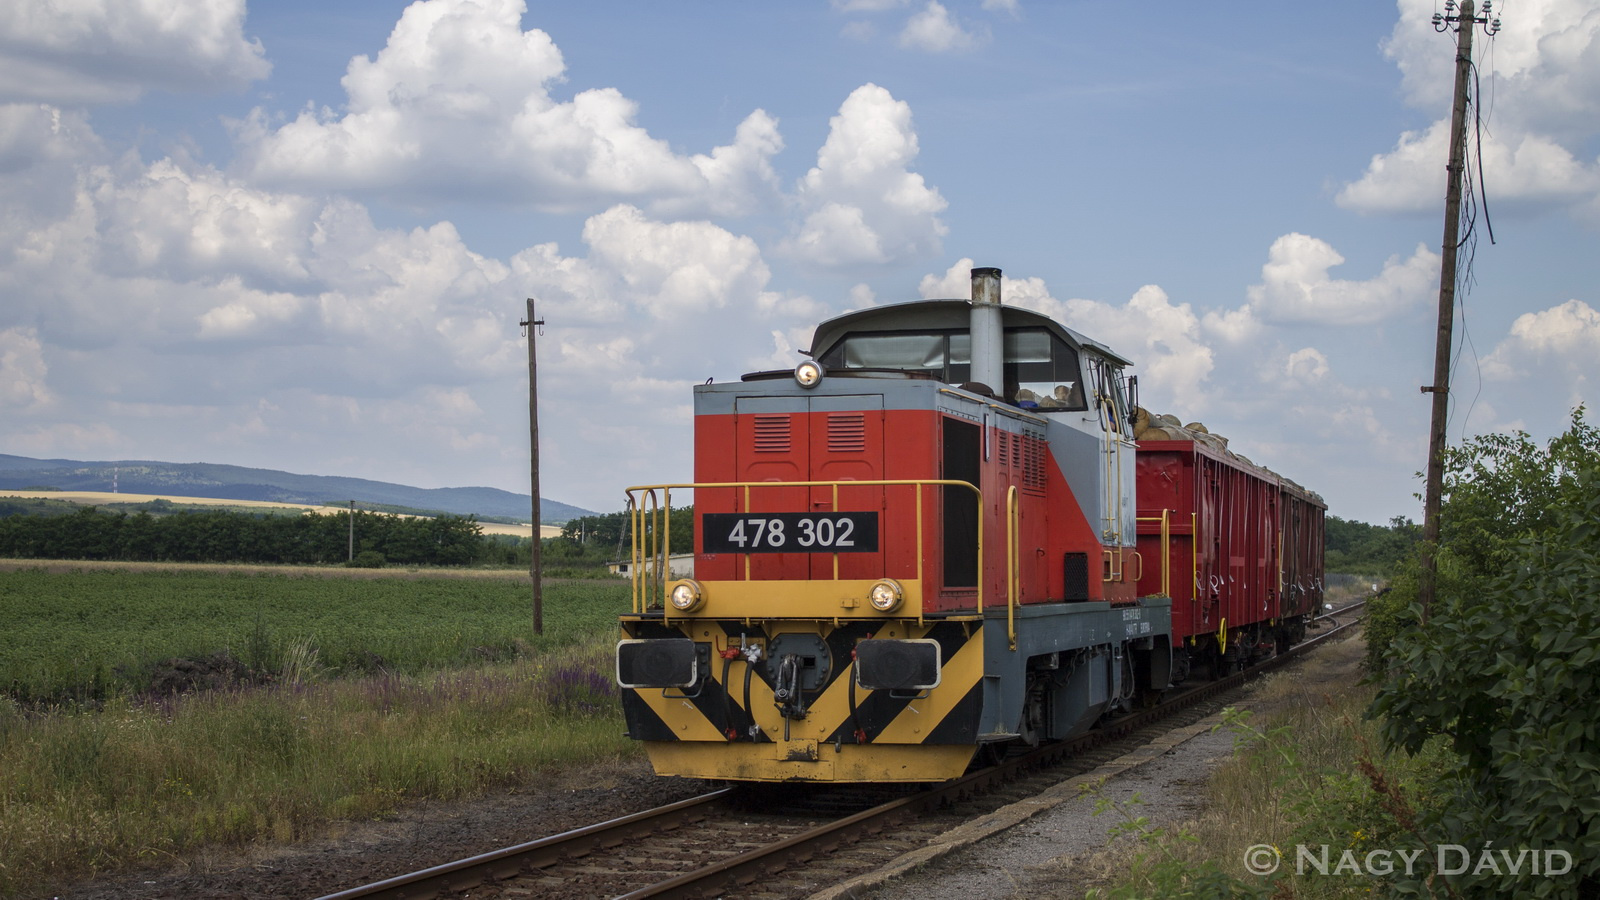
[808,299,1134,368]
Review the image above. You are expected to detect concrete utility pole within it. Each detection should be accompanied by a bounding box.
[348,499,355,562]
[522,299,545,636]
[1419,0,1499,623]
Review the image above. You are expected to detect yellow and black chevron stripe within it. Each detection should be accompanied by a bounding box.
[619,616,986,782]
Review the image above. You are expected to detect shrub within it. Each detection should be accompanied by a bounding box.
[346,550,387,568]
[1372,465,1600,897]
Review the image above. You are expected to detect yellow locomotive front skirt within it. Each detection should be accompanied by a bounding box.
[618,614,986,783]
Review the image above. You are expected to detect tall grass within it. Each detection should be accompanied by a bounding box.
[0,642,633,897]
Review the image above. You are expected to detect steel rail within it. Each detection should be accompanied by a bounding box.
[321,605,1365,900]
[314,789,733,900]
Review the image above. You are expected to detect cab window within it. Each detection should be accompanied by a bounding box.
[819,326,1085,411]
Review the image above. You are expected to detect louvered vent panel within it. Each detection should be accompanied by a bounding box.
[997,432,1010,471]
[1023,431,1046,494]
[753,415,791,452]
[827,412,867,453]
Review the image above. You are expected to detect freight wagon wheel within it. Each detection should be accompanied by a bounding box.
[1170,648,1192,685]
[1213,647,1239,679]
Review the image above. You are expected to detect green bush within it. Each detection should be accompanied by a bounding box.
[1372,413,1600,898]
[346,550,387,568]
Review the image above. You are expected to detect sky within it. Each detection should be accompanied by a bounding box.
[1,0,1597,525]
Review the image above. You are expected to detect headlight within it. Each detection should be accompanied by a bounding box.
[868,578,903,612]
[668,579,704,612]
[794,359,825,388]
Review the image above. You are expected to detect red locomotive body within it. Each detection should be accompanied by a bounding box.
[692,400,1127,613]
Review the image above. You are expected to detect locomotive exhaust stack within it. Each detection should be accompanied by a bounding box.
[970,266,1004,396]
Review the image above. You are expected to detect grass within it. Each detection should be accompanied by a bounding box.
[0,564,638,897]
[0,565,628,702]
[0,642,633,897]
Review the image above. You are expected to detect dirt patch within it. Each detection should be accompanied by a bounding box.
[49,760,706,899]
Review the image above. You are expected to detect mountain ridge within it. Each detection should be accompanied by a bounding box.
[0,454,594,523]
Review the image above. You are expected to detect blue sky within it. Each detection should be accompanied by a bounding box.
[1,0,1596,524]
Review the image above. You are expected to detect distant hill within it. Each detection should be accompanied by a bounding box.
[0,454,595,524]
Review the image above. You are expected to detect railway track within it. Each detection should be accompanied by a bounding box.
[318,605,1364,900]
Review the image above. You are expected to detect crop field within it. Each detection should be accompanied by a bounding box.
[0,563,637,895]
[0,564,629,702]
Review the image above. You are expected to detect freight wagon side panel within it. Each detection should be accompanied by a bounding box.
[1134,443,1199,637]
[1278,487,1326,620]
[1136,439,1284,645]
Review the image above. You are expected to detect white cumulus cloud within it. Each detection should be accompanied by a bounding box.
[1244,233,1438,326]
[1340,0,1600,216]
[0,326,52,409]
[1482,298,1600,382]
[898,2,986,53]
[0,0,268,105]
[1281,347,1330,384]
[787,84,947,269]
[234,0,779,215]
[582,204,777,320]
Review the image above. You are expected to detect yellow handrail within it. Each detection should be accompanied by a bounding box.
[1006,485,1019,651]
[1134,508,1172,597]
[622,479,988,615]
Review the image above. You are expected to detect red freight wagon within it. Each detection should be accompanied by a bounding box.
[1135,437,1326,682]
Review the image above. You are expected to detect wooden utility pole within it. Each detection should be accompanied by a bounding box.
[522,299,545,635]
[1419,0,1498,622]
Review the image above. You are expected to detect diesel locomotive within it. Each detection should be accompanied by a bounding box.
[615,266,1324,783]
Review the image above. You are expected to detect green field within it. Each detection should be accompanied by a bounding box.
[0,565,629,702]
[0,564,637,896]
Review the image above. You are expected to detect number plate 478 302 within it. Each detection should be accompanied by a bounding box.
[701,512,880,553]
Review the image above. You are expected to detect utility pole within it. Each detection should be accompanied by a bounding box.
[348,499,355,562]
[521,300,545,636]
[1419,0,1499,622]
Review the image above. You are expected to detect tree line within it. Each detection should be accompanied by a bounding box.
[557,507,694,556]
[1324,514,1417,574]
[0,506,484,566]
